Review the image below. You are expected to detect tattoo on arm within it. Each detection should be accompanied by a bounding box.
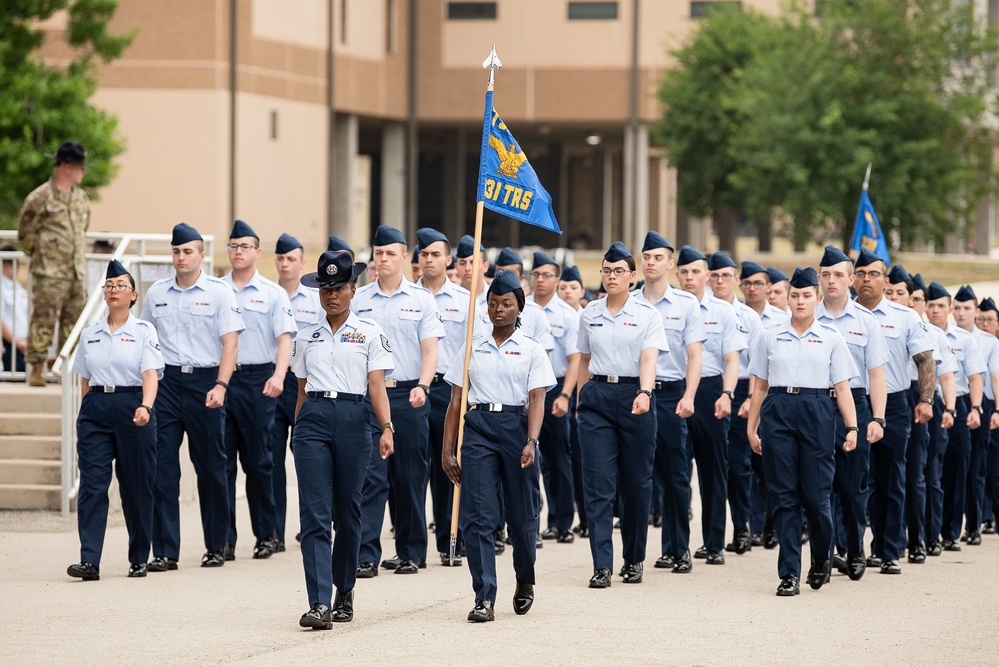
[914,350,935,401]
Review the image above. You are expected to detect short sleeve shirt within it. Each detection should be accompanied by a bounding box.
[815,299,890,393]
[418,277,471,375]
[528,293,580,378]
[73,314,164,386]
[748,318,859,388]
[577,295,669,377]
[698,292,748,377]
[867,296,935,394]
[445,329,556,405]
[632,284,705,382]
[222,271,297,365]
[292,312,394,395]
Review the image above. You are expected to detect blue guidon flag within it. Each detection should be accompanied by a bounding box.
[476,90,561,234]
[849,188,890,264]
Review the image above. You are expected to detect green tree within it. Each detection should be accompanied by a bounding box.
[0,0,135,228]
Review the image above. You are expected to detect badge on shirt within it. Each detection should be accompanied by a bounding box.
[120,337,136,343]
[283,307,293,317]
[341,332,366,344]
[312,331,321,339]
[623,322,638,327]
[148,340,160,351]
[504,350,522,356]
[381,334,392,352]
[232,307,241,314]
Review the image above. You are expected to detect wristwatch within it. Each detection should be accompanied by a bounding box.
[527,437,540,447]
[920,398,934,406]
[972,405,984,415]
[872,417,886,429]
[417,384,430,397]
[845,426,859,434]
[945,408,957,418]
[381,421,395,434]
[558,392,571,400]
[721,390,735,400]
[139,405,153,415]
[637,389,653,398]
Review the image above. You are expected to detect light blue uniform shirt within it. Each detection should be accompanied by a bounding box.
[697,292,747,377]
[815,299,890,393]
[288,283,322,333]
[632,284,705,382]
[944,324,987,397]
[73,313,164,386]
[292,312,394,395]
[867,296,935,394]
[577,295,669,377]
[909,318,949,382]
[445,329,556,405]
[729,299,764,380]
[761,302,790,328]
[973,326,999,401]
[222,271,297,365]
[474,291,555,351]
[749,318,858,388]
[141,271,245,368]
[528,294,579,378]
[417,277,471,375]
[352,277,445,382]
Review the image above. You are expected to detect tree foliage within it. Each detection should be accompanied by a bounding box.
[0,0,135,227]
[656,0,999,252]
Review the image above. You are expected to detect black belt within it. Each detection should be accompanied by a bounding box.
[655,379,685,391]
[431,373,445,384]
[471,403,527,414]
[384,379,419,389]
[165,365,218,376]
[306,391,364,403]
[234,363,274,372]
[89,385,142,394]
[888,391,909,400]
[768,387,832,396]
[592,375,639,384]
[828,387,868,400]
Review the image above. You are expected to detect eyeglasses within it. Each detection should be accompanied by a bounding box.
[741,280,767,289]
[531,271,557,280]
[911,296,925,303]
[975,317,998,324]
[102,284,132,293]
[227,243,257,251]
[599,267,630,277]
[709,273,736,281]
[854,270,883,279]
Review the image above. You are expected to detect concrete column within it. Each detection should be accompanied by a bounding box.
[602,148,614,250]
[442,127,467,241]
[332,113,359,245]
[658,158,678,245]
[634,125,650,250]
[382,122,406,230]
[622,125,634,250]
[975,193,994,255]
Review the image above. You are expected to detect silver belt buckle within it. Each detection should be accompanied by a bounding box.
[181,365,194,374]
[321,391,338,399]
[606,374,619,384]
[786,386,800,395]
[103,385,116,393]
[829,388,837,398]
[234,364,242,372]
[384,379,398,388]
[487,403,502,412]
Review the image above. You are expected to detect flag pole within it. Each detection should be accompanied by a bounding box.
[862,162,872,191]
[449,45,503,565]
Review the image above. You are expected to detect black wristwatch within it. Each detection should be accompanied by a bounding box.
[637,389,653,399]
[920,398,934,406]
[993,408,999,415]
[845,426,859,434]
[945,408,957,418]
[417,384,430,397]
[721,390,735,400]
[972,405,984,415]
[139,404,153,415]
[872,417,886,429]
[558,392,571,400]
[215,379,229,390]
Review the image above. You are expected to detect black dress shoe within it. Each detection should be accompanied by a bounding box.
[535,533,544,549]
[960,531,970,543]
[428,521,435,531]
[394,559,423,574]
[622,562,644,584]
[672,551,693,574]
[253,537,277,559]
[847,553,866,581]
[651,510,663,528]
[750,532,764,547]
[147,557,178,572]
[967,532,982,546]
[67,562,100,581]
[833,552,849,574]
[540,527,558,540]
[588,568,612,588]
[725,527,751,554]
[381,555,401,570]
[300,603,333,630]
[513,581,534,615]
[705,552,725,565]
[926,541,943,556]
[880,559,901,574]
[275,540,286,553]
[578,526,589,538]
[762,530,779,550]
[440,552,463,566]
[467,599,495,622]
[356,562,378,578]
[866,555,883,568]
[776,575,800,597]
[572,523,586,535]
[942,539,962,552]
[801,524,810,545]
[614,519,621,529]
[128,563,147,578]
[694,546,708,559]
[201,551,225,567]
[654,553,676,569]
[982,519,997,534]
[556,530,574,544]
[223,544,236,561]
[907,544,926,564]
[807,559,830,590]
[295,532,301,543]
[332,589,354,622]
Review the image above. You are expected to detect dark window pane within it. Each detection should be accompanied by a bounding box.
[447,2,497,19]
[568,2,618,19]
[690,1,741,19]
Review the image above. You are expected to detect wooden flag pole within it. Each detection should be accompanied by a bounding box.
[449,45,503,565]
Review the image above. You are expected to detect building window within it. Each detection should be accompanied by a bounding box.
[690,1,741,19]
[447,2,497,20]
[568,2,618,19]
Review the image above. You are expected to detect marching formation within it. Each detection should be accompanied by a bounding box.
[57,218,999,623]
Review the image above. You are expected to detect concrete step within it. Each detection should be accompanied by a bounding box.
[0,384,61,413]
[0,435,61,460]
[0,459,62,485]
[0,483,62,510]
[0,413,62,437]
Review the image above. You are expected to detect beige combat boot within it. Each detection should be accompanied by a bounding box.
[27,363,46,387]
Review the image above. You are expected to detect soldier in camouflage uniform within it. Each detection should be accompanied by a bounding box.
[16,141,91,386]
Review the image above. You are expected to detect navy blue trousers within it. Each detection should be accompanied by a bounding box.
[727,378,752,533]
[225,365,277,546]
[760,392,836,579]
[153,367,229,557]
[294,395,371,606]
[76,391,156,567]
[539,377,574,532]
[870,392,910,561]
[578,380,656,571]
[987,428,999,523]
[749,453,771,534]
[925,395,951,545]
[688,375,729,554]
[967,396,993,531]
[569,394,587,527]
[460,409,539,603]
[271,372,298,542]
[832,390,872,555]
[358,387,430,563]
[942,395,972,541]
[427,380,459,554]
[905,382,931,548]
[653,381,690,557]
